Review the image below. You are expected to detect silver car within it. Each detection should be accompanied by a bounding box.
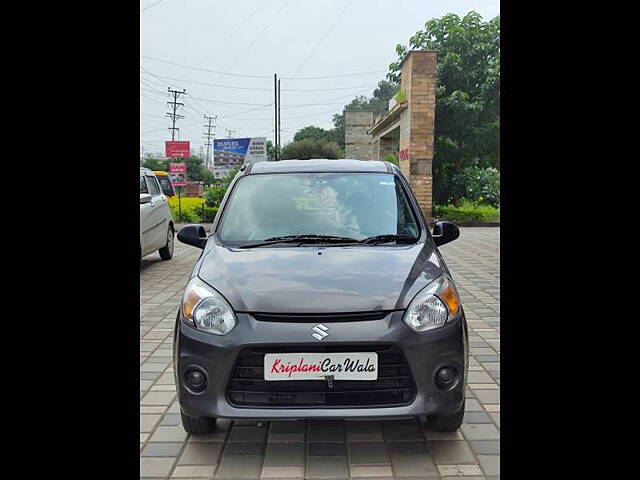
[140,167,175,262]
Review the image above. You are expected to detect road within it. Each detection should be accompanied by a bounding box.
[140,227,500,479]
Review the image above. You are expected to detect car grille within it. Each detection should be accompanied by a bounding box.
[227,345,416,408]
[250,311,389,322]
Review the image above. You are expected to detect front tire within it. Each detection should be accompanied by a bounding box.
[426,400,465,432]
[180,412,216,435]
[159,225,174,260]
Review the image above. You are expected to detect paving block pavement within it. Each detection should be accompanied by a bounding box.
[140,227,500,479]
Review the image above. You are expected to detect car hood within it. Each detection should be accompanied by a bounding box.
[196,242,443,313]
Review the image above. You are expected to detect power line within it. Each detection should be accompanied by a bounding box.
[175,0,269,83]
[140,54,386,80]
[144,70,372,91]
[206,0,290,88]
[283,0,354,88]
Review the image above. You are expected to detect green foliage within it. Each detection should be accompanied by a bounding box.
[142,155,210,184]
[388,11,500,205]
[202,169,215,187]
[267,140,280,161]
[394,89,406,103]
[221,168,240,187]
[451,166,499,207]
[281,138,342,160]
[141,157,168,171]
[434,199,500,223]
[183,155,206,182]
[200,206,219,223]
[171,207,199,223]
[204,186,227,208]
[291,80,398,151]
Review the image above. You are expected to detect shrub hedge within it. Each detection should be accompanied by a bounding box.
[433,200,500,223]
[167,196,218,223]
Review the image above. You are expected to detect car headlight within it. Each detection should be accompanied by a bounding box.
[181,276,237,335]
[403,276,461,332]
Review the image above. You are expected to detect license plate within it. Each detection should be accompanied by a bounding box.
[264,352,378,381]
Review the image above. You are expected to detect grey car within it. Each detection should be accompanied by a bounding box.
[174,159,468,434]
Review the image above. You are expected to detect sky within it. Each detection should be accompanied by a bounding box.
[140,0,500,158]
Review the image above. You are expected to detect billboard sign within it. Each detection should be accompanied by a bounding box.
[213,137,267,169]
[169,163,187,187]
[165,141,190,159]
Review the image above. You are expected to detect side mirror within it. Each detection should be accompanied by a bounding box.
[177,224,208,249]
[140,193,152,204]
[432,221,460,247]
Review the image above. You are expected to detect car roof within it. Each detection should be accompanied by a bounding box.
[247,159,391,174]
[140,167,154,175]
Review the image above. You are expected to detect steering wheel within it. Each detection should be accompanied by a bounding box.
[247,220,289,240]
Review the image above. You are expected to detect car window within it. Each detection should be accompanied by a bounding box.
[218,173,420,243]
[140,176,148,194]
[145,176,161,196]
[157,176,174,196]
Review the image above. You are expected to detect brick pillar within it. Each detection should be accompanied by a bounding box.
[397,51,436,223]
[345,111,374,160]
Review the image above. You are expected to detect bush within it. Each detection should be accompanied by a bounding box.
[204,186,227,208]
[450,166,500,207]
[198,206,218,223]
[167,196,203,209]
[281,138,342,160]
[171,207,199,223]
[434,199,500,223]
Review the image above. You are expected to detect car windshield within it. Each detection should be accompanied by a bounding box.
[217,173,420,245]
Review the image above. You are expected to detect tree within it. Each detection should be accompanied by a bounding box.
[293,126,331,143]
[266,140,280,161]
[141,157,169,171]
[281,138,342,160]
[183,155,206,182]
[388,11,500,205]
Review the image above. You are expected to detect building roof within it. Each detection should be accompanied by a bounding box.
[247,159,390,174]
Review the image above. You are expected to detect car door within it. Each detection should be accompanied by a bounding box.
[143,175,169,251]
[140,175,155,256]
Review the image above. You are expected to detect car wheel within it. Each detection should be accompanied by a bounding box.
[159,225,174,260]
[180,412,216,435]
[426,400,465,432]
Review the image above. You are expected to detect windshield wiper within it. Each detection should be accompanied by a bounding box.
[359,234,418,245]
[237,234,359,249]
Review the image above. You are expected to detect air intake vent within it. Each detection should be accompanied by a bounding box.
[250,311,390,323]
[227,345,416,408]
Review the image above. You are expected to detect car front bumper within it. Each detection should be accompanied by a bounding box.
[174,310,468,420]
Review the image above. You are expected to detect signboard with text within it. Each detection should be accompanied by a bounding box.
[169,163,187,187]
[213,137,267,170]
[165,141,190,159]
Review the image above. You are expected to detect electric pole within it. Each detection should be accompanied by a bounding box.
[167,87,186,141]
[226,129,236,139]
[278,78,281,158]
[203,114,217,170]
[274,73,278,160]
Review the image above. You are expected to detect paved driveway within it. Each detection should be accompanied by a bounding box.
[140,228,500,479]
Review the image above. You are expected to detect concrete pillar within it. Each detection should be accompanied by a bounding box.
[345,111,374,160]
[398,51,437,223]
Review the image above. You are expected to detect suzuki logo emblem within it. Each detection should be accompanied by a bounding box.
[311,324,329,341]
